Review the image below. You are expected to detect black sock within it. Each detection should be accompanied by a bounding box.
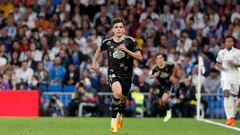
[118,101,126,115]
[165,102,170,111]
[111,96,120,118]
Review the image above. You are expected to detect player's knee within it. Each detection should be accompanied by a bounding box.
[113,91,122,98]
[162,93,169,103]
[224,90,230,97]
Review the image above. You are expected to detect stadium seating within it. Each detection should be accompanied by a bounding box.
[39,84,48,92]
[62,85,76,92]
[47,85,62,92]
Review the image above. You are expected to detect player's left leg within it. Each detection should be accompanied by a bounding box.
[161,92,172,122]
[116,82,131,130]
[228,84,240,126]
[116,96,126,130]
[110,81,123,133]
[237,86,240,112]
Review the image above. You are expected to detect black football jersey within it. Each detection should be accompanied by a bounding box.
[152,63,174,85]
[100,36,140,77]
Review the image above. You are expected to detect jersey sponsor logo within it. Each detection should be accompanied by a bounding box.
[113,49,125,59]
[159,72,169,78]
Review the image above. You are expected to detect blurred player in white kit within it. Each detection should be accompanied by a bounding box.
[216,36,240,126]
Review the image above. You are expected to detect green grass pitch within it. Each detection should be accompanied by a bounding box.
[0,118,239,135]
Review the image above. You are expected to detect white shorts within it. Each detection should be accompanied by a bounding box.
[221,80,240,95]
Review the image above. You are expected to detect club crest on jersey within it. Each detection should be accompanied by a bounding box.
[107,41,111,46]
[113,49,125,59]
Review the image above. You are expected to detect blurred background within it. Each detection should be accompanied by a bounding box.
[0,0,239,119]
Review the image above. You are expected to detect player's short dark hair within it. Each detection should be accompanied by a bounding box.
[156,53,167,61]
[224,35,236,44]
[112,17,125,26]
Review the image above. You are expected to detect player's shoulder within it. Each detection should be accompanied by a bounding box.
[217,49,225,55]
[151,64,159,70]
[125,36,136,42]
[102,37,113,44]
[234,48,240,53]
[166,62,174,67]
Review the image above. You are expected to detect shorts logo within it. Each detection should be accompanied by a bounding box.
[113,49,125,59]
[108,74,116,82]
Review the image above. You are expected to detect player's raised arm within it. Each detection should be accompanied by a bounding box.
[92,47,101,70]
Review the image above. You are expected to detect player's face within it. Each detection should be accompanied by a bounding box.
[225,38,234,50]
[112,22,125,37]
[156,55,164,64]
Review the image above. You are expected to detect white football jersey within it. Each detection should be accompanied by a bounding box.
[216,47,240,83]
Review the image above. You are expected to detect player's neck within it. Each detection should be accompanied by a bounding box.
[226,47,233,51]
[158,62,166,68]
[113,35,125,43]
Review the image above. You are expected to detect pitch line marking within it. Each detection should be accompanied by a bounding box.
[197,118,240,132]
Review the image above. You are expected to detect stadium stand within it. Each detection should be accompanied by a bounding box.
[0,0,239,118]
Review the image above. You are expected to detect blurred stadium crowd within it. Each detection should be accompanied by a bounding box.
[0,0,239,117]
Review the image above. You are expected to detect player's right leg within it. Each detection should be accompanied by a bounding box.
[228,83,240,126]
[223,90,232,125]
[110,81,122,133]
[222,81,235,126]
[223,89,237,126]
[161,92,172,122]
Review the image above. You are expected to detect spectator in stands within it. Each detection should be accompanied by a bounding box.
[94,5,112,33]
[89,28,102,47]
[230,4,240,23]
[19,37,31,52]
[135,74,150,93]
[44,94,64,117]
[29,75,40,90]
[0,74,11,90]
[131,86,145,117]
[60,28,70,45]
[68,79,98,116]
[0,44,9,60]
[57,49,70,67]
[203,68,221,93]
[29,43,43,62]
[10,51,21,68]
[42,51,54,72]
[15,60,34,89]
[139,6,159,23]
[49,56,66,84]
[0,28,13,50]
[149,83,162,117]
[98,57,108,75]
[34,14,49,31]
[35,62,49,85]
[24,50,38,71]
[63,63,79,85]
[173,78,196,117]
[3,66,17,90]
[69,41,84,67]
[97,74,110,92]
